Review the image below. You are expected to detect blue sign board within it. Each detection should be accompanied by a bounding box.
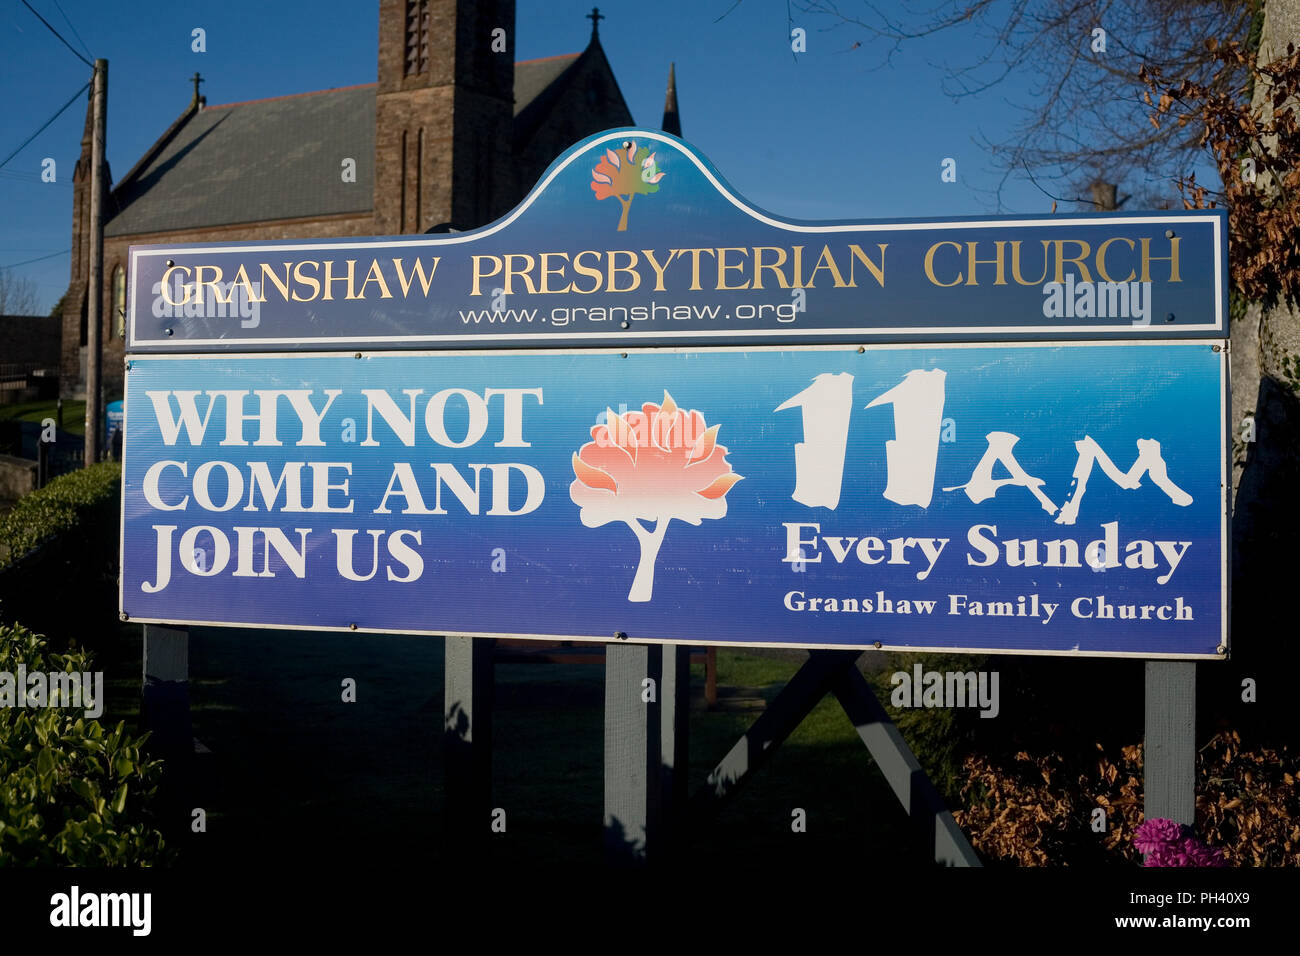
[126,129,1227,351]
[106,399,124,447]
[119,342,1227,658]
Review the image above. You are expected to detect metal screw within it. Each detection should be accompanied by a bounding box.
[1213,344,1222,352]
[858,345,865,353]
[1165,229,1175,239]
[1165,313,1175,322]
[614,631,628,640]
[354,352,362,359]
[120,612,129,621]
[620,320,629,329]
[165,259,174,267]
[620,352,627,359]
[164,328,173,336]
[1217,644,1227,654]
[873,640,882,649]
[350,623,358,631]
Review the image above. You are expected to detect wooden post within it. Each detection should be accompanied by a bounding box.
[83,59,106,467]
[658,643,689,851]
[443,636,494,857]
[604,643,663,864]
[141,623,192,837]
[705,645,718,708]
[1144,661,1197,825]
[141,624,191,757]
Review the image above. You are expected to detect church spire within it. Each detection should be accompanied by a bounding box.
[587,7,604,41]
[661,62,681,137]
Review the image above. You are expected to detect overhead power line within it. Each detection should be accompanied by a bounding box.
[0,168,72,186]
[0,80,91,172]
[50,0,92,61]
[1,249,70,269]
[20,0,92,67]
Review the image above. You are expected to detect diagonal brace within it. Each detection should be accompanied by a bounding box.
[829,665,981,867]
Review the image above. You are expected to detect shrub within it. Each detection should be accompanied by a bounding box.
[953,731,1300,866]
[0,621,169,866]
[0,461,121,571]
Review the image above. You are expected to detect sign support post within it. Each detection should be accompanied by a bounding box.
[604,643,664,864]
[602,642,690,865]
[658,643,690,849]
[444,635,495,856]
[140,623,192,836]
[1143,661,1197,826]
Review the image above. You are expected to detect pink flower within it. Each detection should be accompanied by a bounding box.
[1183,838,1227,867]
[1135,817,1225,867]
[1134,817,1185,855]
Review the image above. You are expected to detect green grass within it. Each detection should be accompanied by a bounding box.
[0,399,86,436]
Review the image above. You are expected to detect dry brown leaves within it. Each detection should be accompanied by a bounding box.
[953,732,1300,866]
[1141,41,1300,304]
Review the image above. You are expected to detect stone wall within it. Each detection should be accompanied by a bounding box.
[0,453,37,501]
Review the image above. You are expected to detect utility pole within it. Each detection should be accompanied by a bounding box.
[84,58,106,467]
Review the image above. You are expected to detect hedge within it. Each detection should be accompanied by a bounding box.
[0,461,121,572]
[0,621,169,865]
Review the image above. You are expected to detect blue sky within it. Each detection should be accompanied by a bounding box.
[0,0,1181,313]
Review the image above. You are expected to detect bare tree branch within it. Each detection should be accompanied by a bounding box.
[794,0,1258,208]
[0,268,41,315]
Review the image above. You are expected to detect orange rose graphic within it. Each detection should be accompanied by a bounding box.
[570,392,742,602]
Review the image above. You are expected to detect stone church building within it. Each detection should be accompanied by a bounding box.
[60,0,682,399]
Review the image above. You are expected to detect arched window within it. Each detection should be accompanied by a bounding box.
[112,264,125,338]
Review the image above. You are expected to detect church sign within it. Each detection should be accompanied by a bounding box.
[125,130,1226,351]
[119,130,1229,658]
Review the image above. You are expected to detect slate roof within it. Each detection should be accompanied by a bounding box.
[105,54,585,238]
[513,53,580,119]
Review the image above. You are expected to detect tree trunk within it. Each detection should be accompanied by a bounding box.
[1223,0,1300,745]
[628,518,668,602]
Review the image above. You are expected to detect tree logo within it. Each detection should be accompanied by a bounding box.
[590,140,665,231]
[570,392,742,602]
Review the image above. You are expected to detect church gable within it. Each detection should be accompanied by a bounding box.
[105,85,376,238]
[513,42,634,205]
[105,46,635,240]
